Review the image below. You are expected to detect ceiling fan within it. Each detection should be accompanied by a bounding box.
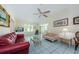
[34,8,50,18]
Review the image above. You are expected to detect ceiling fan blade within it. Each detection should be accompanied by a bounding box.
[33,13,39,15]
[39,15,41,18]
[43,10,50,13]
[43,14,48,17]
[37,8,41,13]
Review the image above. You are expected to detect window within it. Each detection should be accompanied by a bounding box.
[40,23,48,33]
[24,24,33,32]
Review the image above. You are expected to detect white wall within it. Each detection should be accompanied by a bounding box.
[0,17,15,36]
[47,5,79,34]
[10,17,15,32]
[0,5,15,36]
[0,27,10,36]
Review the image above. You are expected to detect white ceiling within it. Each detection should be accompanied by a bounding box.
[3,4,79,24]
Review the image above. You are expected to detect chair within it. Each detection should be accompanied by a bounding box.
[32,35,41,46]
[74,31,79,51]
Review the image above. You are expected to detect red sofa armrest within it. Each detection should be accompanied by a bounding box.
[16,34,25,43]
[0,42,30,54]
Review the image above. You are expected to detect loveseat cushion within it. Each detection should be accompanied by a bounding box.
[0,37,14,46]
[0,32,17,46]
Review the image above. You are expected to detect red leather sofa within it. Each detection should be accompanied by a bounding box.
[0,32,30,54]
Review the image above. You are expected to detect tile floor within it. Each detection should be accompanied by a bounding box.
[29,39,79,54]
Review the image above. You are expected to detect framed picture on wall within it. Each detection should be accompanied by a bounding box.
[53,18,68,27]
[0,5,10,27]
[73,16,79,24]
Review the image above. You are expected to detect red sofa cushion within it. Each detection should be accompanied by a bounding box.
[0,32,17,46]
